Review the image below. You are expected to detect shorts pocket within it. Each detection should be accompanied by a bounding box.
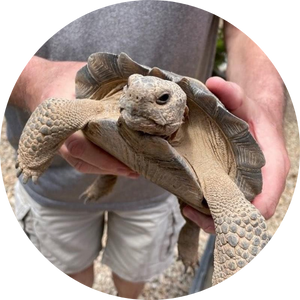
[15,200,30,240]
[159,206,185,261]
[14,180,30,242]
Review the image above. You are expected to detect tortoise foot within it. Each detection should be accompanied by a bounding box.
[81,174,117,203]
[177,253,199,275]
[15,159,42,184]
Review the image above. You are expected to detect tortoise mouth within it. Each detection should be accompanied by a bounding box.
[120,108,179,136]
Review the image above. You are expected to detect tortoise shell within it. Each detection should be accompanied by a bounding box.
[76,52,265,215]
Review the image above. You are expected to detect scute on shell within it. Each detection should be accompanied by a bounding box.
[76,52,265,213]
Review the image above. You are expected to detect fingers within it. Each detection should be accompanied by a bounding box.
[206,76,253,122]
[206,76,290,222]
[182,205,215,234]
[206,77,244,110]
[252,147,290,220]
[59,132,139,178]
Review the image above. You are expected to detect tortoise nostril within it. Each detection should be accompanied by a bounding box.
[156,93,170,105]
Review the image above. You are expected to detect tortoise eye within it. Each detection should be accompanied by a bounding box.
[156,93,170,105]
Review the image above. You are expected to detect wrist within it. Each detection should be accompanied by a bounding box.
[9,56,86,112]
[37,59,86,105]
[250,93,286,141]
[9,56,53,111]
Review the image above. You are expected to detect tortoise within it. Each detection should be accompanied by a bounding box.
[16,52,269,285]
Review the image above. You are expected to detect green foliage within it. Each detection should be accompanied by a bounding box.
[213,28,227,78]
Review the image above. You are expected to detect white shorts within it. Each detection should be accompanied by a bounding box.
[14,181,185,282]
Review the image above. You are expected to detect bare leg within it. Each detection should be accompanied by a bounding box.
[112,272,145,299]
[68,264,94,288]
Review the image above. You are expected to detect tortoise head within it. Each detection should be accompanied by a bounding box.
[120,74,188,136]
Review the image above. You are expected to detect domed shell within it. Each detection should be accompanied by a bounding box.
[76,52,265,214]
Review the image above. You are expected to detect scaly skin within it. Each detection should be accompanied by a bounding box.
[16,72,269,283]
[16,97,104,183]
[16,75,187,185]
[201,168,269,285]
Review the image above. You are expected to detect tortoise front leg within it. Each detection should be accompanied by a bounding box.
[201,169,270,285]
[16,98,103,183]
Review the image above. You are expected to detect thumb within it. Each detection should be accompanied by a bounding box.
[206,76,251,121]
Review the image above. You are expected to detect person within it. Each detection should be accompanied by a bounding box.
[6,1,289,298]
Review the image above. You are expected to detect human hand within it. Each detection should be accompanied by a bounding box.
[59,131,139,178]
[183,76,290,233]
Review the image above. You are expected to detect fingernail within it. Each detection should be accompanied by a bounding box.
[117,167,132,173]
[128,172,139,179]
[117,168,139,178]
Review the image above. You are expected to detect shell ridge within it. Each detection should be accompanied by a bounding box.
[76,53,265,201]
[177,75,265,200]
[117,52,151,78]
[75,65,99,99]
[88,52,121,84]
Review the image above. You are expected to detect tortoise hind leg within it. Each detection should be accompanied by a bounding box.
[16,98,103,183]
[201,169,269,285]
[177,201,200,273]
[80,174,118,203]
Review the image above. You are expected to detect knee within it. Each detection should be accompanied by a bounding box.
[112,272,145,299]
[67,264,94,290]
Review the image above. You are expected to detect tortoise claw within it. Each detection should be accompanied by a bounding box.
[80,175,117,204]
[32,176,39,184]
[184,265,188,274]
[183,264,197,276]
[15,159,42,184]
[177,255,198,275]
[80,192,96,204]
[16,167,23,178]
[22,174,29,184]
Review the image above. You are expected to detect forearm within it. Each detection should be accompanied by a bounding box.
[224,23,285,125]
[9,56,51,111]
[9,56,85,112]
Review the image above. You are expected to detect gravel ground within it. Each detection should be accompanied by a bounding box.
[0,93,298,299]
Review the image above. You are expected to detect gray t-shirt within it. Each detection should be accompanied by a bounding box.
[6,1,219,211]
